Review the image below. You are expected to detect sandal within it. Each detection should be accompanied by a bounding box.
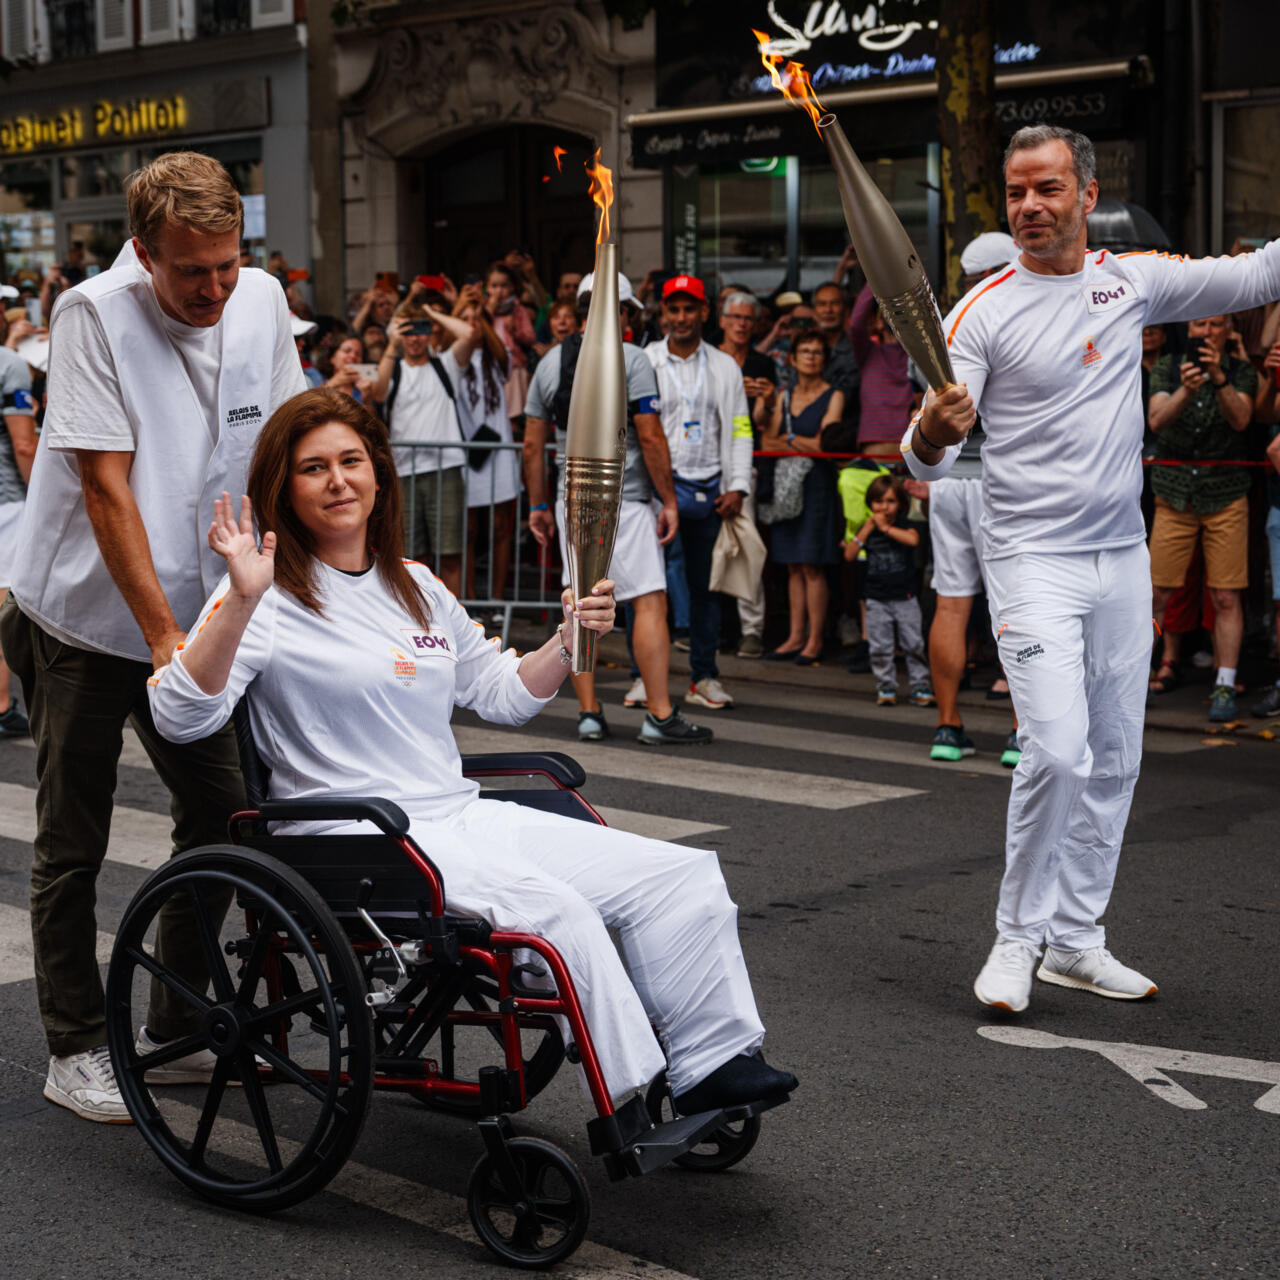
[1148,662,1180,695]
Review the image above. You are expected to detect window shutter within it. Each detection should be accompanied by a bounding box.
[3,0,33,59]
[95,0,133,51]
[251,0,290,29]
[139,0,178,44]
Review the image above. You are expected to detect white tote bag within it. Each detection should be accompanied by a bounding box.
[709,511,768,601]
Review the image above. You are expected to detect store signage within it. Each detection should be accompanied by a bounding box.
[655,0,1148,111]
[0,80,269,157]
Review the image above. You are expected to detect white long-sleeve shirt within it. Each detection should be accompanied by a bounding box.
[147,561,551,826]
[903,242,1280,559]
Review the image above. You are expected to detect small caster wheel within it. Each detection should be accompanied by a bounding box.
[467,1136,590,1268]
[645,1072,761,1172]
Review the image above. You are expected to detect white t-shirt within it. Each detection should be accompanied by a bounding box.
[456,348,520,507]
[148,560,551,827]
[389,355,467,476]
[903,242,1280,559]
[653,344,723,481]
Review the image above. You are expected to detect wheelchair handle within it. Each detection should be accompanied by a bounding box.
[234,796,411,838]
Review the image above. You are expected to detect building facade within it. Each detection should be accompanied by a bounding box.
[0,0,309,287]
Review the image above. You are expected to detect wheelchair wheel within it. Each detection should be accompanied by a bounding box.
[417,978,564,1118]
[467,1136,589,1268]
[644,1072,761,1172]
[104,845,374,1213]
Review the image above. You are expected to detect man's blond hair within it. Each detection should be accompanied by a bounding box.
[126,151,243,255]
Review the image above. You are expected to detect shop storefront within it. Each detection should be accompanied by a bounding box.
[629,0,1162,298]
[0,54,308,287]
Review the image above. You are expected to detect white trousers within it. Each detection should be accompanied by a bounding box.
[402,796,765,1100]
[985,543,1150,951]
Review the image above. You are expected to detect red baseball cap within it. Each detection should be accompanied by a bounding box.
[662,274,707,303]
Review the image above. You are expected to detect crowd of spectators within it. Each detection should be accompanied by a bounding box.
[4,230,1280,750]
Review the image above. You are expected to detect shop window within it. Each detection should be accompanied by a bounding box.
[1221,101,1280,250]
[47,0,94,58]
[64,216,127,271]
[59,151,129,199]
[798,153,928,296]
[694,159,789,299]
[0,159,55,281]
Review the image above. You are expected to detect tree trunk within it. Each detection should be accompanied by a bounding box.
[936,0,1003,307]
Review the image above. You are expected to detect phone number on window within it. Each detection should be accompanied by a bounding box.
[995,93,1110,125]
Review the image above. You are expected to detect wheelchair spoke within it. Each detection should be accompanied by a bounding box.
[238,1048,283,1174]
[122,945,214,1017]
[246,1037,339,1111]
[235,908,276,1005]
[130,1032,206,1077]
[189,1057,234,1166]
[246,986,327,1028]
[188,881,236,1003]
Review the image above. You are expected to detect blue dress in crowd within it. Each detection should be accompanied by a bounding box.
[770,385,843,566]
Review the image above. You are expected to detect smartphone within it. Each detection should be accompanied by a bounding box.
[406,321,434,336]
[349,363,379,381]
[25,299,41,326]
[286,268,310,283]
[375,271,399,294]
[417,274,447,291]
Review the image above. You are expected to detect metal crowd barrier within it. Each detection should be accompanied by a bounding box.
[396,439,562,646]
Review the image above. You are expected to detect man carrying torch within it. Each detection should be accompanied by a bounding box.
[904,126,1280,1013]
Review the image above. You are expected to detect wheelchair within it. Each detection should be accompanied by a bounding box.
[104,707,786,1268]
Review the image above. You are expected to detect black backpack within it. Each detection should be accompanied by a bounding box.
[383,354,457,428]
[550,333,583,433]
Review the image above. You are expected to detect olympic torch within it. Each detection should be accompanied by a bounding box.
[753,33,954,391]
[562,152,627,673]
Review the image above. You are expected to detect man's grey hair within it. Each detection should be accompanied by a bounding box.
[721,290,760,317]
[1003,125,1096,192]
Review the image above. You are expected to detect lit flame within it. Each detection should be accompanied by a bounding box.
[585,149,614,248]
[553,145,567,172]
[753,28,828,132]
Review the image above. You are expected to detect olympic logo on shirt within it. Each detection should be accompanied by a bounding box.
[1081,337,1102,369]
[390,646,417,687]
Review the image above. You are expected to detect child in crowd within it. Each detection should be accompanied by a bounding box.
[843,475,934,707]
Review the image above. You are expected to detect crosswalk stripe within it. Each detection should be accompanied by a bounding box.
[454,725,922,810]
[168,1100,701,1279]
[590,807,725,841]
[0,901,113,986]
[0,780,173,870]
[530,696,1014,778]
[590,675,1212,756]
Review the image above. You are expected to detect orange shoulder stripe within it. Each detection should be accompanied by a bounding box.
[946,267,1016,347]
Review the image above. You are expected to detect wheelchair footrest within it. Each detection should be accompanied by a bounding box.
[604,1110,730,1181]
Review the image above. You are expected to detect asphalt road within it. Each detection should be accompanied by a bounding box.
[0,659,1277,1280]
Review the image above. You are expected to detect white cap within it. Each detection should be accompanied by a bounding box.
[576,271,635,306]
[289,312,317,337]
[0,285,17,300]
[960,231,1019,275]
[16,334,49,372]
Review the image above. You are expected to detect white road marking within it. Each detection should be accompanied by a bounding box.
[453,725,922,810]
[0,901,113,986]
[589,807,725,842]
[168,1100,701,1279]
[591,675,1214,755]
[532,697,1012,777]
[0,780,173,869]
[980,1025,1280,1112]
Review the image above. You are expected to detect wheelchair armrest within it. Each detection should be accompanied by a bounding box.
[253,796,411,836]
[461,752,587,790]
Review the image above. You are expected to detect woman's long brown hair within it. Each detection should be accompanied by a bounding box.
[246,387,432,629]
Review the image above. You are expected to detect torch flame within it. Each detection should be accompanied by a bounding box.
[753,28,829,132]
[585,148,614,248]
[553,145,567,172]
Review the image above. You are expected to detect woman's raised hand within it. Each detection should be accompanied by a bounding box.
[209,492,276,601]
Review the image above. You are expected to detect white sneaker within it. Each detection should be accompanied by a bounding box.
[44,1045,132,1123]
[1037,946,1158,1000]
[973,937,1040,1012]
[686,677,734,710]
[623,677,648,708]
[135,1025,219,1084]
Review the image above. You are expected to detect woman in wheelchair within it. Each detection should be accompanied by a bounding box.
[147,387,796,1117]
